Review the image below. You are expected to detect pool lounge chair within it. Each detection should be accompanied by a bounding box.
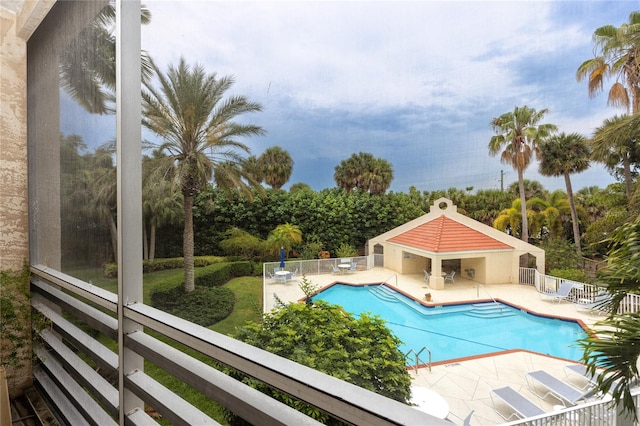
[490,386,546,421]
[574,292,611,315]
[540,281,575,303]
[564,364,601,391]
[526,370,595,407]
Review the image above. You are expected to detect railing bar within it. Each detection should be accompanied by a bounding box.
[125,369,221,426]
[32,280,118,339]
[32,297,118,372]
[30,264,117,311]
[125,330,323,426]
[125,302,443,425]
[32,366,93,426]
[39,329,119,416]
[35,346,118,426]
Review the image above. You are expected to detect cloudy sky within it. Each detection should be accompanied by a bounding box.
[136,1,635,193]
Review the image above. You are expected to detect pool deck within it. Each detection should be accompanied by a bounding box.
[264,267,607,425]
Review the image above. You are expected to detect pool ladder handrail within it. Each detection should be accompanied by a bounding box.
[405,346,431,373]
[382,274,398,287]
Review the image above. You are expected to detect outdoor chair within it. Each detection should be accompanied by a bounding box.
[525,370,595,407]
[540,281,575,303]
[490,386,546,421]
[574,291,611,315]
[564,364,601,391]
[331,265,340,274]
[423,270,430,282]
[348,263,357,273]
[290,268,298,280]
[444,270,455,284]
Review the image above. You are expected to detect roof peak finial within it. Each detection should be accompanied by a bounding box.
[430,197,457,214]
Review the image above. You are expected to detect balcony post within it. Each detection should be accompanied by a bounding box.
[116,0,144,422]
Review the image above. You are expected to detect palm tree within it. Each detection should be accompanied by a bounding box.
[60,3,152,114]
[590,114,639,198]
[538,132,591,252]
[334,152,393,194]
[489,106,557,242]
[266,223,303,257]
[258,146,294,190]
[142,58,264,292]
[576,11,640,115]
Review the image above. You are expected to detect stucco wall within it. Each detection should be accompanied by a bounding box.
[0,7,29,271]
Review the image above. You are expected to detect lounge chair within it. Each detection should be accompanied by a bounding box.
[444,270,455,284]
[574,292,611,315]
[564,364,601,391]
[490,386,546,421]
[525,370,594,407]
[540,281,575,303]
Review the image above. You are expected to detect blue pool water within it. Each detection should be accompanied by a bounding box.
[312,284,588,363]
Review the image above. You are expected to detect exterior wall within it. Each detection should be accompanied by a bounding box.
[0,7,29,271]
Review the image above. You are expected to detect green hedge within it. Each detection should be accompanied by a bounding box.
[103,256,226,278]
[149,261,254,327]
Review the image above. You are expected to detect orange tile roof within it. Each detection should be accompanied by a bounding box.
[388,215,512,253]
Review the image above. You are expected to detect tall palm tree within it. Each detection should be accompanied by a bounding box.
[142,58,264,292]
[590,114,640,198]
[60,3,152,114]
[489,106,557,242]
[576,11,640,115]
[538,132,591,253]
[258,146,294,190]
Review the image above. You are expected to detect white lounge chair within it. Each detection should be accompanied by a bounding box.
[574,292,611,315]
[490,386,546,421]
[444,270,455,284]
[540,281,575,303]
[564,364,601,391]
[526,370,594,407]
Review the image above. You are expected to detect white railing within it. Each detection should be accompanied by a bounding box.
[264,255,371,277]
[30,264,444,425]
[519,268,640,314]
[504,392,640,425]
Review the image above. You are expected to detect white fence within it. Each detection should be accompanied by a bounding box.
[519,268,640,314]
[263,255,373,278]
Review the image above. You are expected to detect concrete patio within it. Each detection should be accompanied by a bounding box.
[263,267,607,425]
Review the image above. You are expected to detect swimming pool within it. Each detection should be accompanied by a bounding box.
[312,283,589,364]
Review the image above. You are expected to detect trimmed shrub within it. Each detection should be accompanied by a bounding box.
[152,285,235,326]
[149,261,255,326]
[103,256,226,278]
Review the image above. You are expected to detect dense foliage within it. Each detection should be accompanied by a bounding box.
[231,299,412,423]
